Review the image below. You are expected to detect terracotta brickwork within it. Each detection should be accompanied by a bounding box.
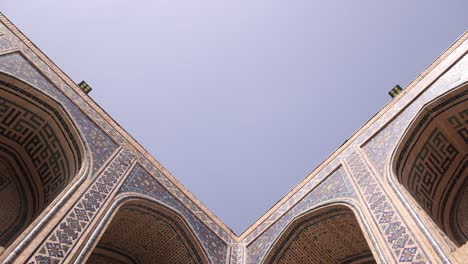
[0,12,466,264]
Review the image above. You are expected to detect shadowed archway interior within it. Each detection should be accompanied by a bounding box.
[86,201,209,264]
[395,83,468,247]
[0,74,83,254]
[263,205,376,264]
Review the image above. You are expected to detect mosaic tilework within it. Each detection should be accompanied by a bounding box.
[362,55,468,177]
[394,89,468,246]
[448,111,468,143]
[229,244,244,264]
[0,28,235,252]
[119,164,227,264]
[0,43,236,256]
[0,81,81,204]
[246,167,355,264]
[405,127,459,212]
[26,148,135,263]
[243,159,342,244]
[0,53,118,175]
[138,156,233,243]
[0,22,127,150]
[344,149,428,263]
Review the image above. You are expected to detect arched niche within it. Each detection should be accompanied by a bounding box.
[84,198,210,264]
[393,82,467,247]
[0,73,85,254]
[262,204,376,264]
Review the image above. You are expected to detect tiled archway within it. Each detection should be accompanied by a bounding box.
[0,73,84,254]
[262,204,376,264]
[394,83,468,247]
[85,199,210,264]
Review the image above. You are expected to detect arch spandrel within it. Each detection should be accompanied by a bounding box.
[83,199,210,264]
[243,167,385,264]
[393,83,468,248]
[115,164,228,264]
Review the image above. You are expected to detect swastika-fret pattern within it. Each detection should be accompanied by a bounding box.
[27,148,135,263]
[246,167,356,263]
[0,53,118,175]
[0,27,234,258]
[447,109,468,143]
[394,87,468,246]
[0,96,72,203]
[362,55,468,178]
[119,164,228,264]
[344,149,428,263]
[406,128,458,213]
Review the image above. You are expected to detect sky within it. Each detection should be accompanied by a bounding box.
[1,1,467,234]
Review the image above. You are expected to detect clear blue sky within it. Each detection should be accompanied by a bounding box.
[1,0,466,234]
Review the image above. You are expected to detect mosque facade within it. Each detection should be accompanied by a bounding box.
[0,13,466,263]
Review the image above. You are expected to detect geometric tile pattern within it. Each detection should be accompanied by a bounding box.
[405,127,458,213]
[246,167,356,263]
[447,108,468,143]
[344,149,428,263]
[362,112,409,177]
[229,244,244,264]
[362,55,468,180]
[0,82,80,204]
[243,160,344,244]
[393,88,468,247]
[0,53,118,175]
[119,164,228,264]
[138,156,233,243]
[0,23,235,259]
[26,148,135,263]
[0,13,466,264]
[0,29,233,259]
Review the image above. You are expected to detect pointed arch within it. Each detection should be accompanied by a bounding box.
[262,203,377,264]
[393,82,468,247]
[0,73,86,254]
[80,195,210,264]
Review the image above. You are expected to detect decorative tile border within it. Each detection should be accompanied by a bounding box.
[138,156,234,244]
[242,159,342,243]
[240,35,467,243]
[229,244,245,264]
[0,22,127,148]
[26,148,135,263]
[362,55,468,177]
[119,164,228,264]
[344,148,429,263]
